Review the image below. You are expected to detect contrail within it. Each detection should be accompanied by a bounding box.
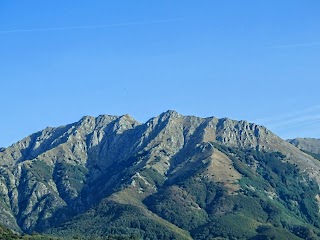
[253,105,320,125]
[0,18,181,34]
[252,105,320,133]
[276,119,320,139]
[269,115,320,130]
[273,119,320,133]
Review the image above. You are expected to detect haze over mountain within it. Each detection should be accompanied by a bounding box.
[288,138,320,154]
[1,111,320,239]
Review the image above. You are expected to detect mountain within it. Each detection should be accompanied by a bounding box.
[288,138,320,160]
[0,223,61,239]
[1,111,320,239]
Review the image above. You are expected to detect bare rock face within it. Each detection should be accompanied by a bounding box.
[0,110,320,236]
[288,138,320,154]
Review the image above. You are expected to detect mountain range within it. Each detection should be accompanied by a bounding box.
[0,111,320,239]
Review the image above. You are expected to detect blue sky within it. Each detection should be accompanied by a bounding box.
[0,1,320,147]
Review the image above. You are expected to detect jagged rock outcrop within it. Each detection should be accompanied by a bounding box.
[0,111,320,239]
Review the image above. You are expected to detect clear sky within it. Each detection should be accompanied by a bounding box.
[0,1,320,147]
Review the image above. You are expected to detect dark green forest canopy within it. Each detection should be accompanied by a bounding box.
[43,145,320,240]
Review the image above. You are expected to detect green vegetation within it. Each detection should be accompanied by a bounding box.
[54,161,88,192]
[0,224,60,240]
[0,223,139,240]
[142,144,320,239]
[53,161,88,203]
[48,201,191,240]
[3,143,320,239]
[139,168,165,187]
[249,225,302,240]
[211,144,320,239]
[144,186,208,230]
[28,160,53,182]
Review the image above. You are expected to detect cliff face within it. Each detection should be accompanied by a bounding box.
[0,111,320,239]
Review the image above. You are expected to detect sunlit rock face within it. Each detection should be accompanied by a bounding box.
[0,111,320,240]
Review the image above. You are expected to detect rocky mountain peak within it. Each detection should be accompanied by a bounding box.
[157,110,182,122]
[164,109,181,117]
[1,111,320,239]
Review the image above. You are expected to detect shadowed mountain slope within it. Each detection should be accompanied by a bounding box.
[0,111,320,239]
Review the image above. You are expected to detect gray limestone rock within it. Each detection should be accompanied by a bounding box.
[0,110,319,234]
